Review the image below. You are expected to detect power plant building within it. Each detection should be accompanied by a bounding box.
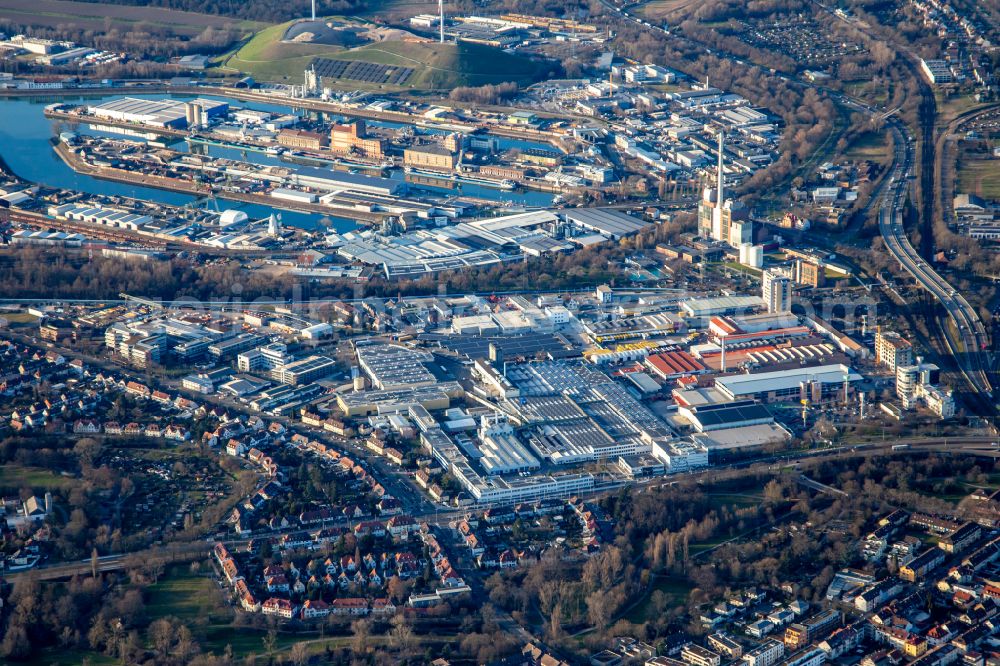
[697,132,750,246]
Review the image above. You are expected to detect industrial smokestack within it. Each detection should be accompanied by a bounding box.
[717,131,725,206]
[311,0,316,21]
[439,0,445,43]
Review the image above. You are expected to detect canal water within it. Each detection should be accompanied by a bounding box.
[0,92,554,232]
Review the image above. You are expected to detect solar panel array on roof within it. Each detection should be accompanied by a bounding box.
[420,332,573,360]
[691,402,773,429]
[311,57,414,85]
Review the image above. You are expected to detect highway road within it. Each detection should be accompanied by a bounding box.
[877,121,993,395]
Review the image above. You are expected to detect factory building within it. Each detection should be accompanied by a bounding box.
[697,133,751,246]
[476,413,541,475]
[794,259,826,288]
[715,364,862,405]
[329,120,387,159]
[87,97,228,129]
[356,343,437,390]
[277,129,329,151]
[291,167,405,197]
[404,142,459,172]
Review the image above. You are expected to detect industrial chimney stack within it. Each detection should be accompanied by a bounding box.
[439,0,445,43]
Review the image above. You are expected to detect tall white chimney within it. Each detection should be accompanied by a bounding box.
[717,131,725,206]
[439,0,445,43]
[311,0,316,21]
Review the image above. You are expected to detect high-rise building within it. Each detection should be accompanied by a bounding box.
[875,329,913,372]
[762,269,793,313]
[896,361,952,417]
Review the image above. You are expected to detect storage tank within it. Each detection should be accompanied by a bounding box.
[219,210,249,227]
[739,243,763,268]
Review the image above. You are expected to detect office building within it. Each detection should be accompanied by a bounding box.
[272,355,336,386]
[920,59,954,84]
[875,329,913,372]
[896,362,954,418]
[762,269,793,314]
[238,342,292,373]
[895,362,938,408]
[208,333,264,361]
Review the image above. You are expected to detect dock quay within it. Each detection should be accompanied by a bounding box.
[51,141,384,225]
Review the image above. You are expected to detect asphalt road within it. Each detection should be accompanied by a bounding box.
[876,121,993,395]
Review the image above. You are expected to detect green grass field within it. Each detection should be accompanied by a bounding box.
[0,464,75,491]
[843,130,891,163]
[145,568,305,658]
[145,568,223,621]
[706,492,763,510]
[24,648,118,666]
[638,0,702,20]
[958,158,1000,200]
[222,20,547,89]
[221,21,343,81]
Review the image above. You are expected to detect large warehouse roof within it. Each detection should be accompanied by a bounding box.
[716,363,862,398]
[560,208,648,239]
[293,166,405,195]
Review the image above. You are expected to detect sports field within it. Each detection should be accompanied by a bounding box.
[958,157,1000,200]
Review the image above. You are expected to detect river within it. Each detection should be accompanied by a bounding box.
[0,92,554,232]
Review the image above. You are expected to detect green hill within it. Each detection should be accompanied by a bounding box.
[221,21,342,82]
[326,41,548,89]
[221,22,549,89]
